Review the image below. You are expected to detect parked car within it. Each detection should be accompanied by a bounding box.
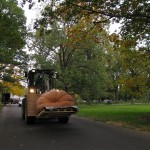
[104,99,112,105]
[18,100,22,107]
[18,97,25,107]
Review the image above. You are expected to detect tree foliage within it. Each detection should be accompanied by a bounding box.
[0,0,26,55]
[21,0,150,101]
[23,0,149,41]
[0,1,27,68]
[29,13,110,101]
[120,44,149,100]
[2,81,26,96]
[107,33,150,101]
[0,0,27,95]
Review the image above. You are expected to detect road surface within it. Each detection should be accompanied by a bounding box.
[0,104,150,150]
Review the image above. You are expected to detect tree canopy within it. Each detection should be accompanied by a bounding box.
[19,0,149,102]
[0,0,27,95]
[21,0,149,42]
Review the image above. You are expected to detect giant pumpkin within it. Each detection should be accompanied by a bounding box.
[36,89,75,111]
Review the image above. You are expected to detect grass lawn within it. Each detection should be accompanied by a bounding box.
[77,103,150,133]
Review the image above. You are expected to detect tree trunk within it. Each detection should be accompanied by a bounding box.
[114,86,119,103]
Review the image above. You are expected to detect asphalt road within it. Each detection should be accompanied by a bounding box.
[0,104,150,150]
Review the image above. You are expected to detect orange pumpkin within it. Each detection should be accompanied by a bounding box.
[58,94,73,102]
[37,97,49,105]
[59,101,74,106]
[56,90,67,100]
[36,89,75,111]
[41,89,58,102]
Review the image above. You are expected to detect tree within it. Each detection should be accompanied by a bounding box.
[104,33,150,102]
[29,12,110,101]
[0,0,27,95]
[105,38,122,101]
[2,81,26,96]
[0,1,27,68]
[22,0,149,102]
[119,44,150,102]
[26,0,149,44]
[0,0,26,58]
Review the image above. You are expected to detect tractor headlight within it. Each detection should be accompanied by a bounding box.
[29,88,35,94]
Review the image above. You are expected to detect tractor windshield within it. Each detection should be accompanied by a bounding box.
[27,69,56,94]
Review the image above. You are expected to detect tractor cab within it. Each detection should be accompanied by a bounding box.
[26,69,57,94]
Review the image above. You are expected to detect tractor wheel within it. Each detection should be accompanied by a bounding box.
[25,116,36,124]
[57,117,69,123]
[21,98,26,119]
[23,99,36,124]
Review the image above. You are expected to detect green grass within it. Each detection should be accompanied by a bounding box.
[77,104,150,133]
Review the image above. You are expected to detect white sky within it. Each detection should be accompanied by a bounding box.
[21,3,39,26]
[109,23,121,34]
[23,5,36,25]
